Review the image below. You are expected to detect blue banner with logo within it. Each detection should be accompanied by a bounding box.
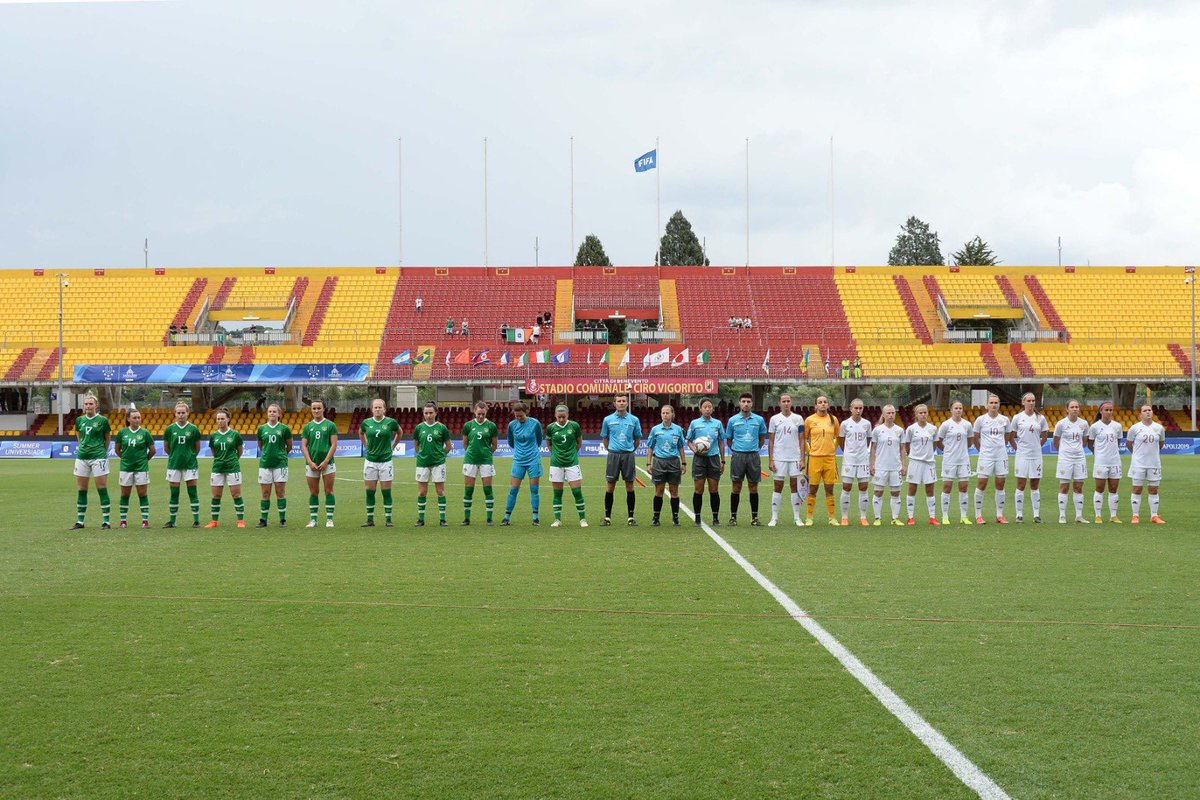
[0,441,54,458]
[73,364,370,384]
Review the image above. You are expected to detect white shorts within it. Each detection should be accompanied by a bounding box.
[1055,461,1087,482]
[416,464,447,484]
[462,463,497,479]
[118,470,149,487]
[166,468,199,483]
[975,454,1009,477]
[305,463,337,479]
[906,461,936,485]
[1014,458,1043,480]
[550,464,583,483]
[1129,466,1162,487]
[773,460,802,478]
[258,467,289,484]
[841,463,871,482]
[364,461,395,482]
[73,458,109,478]
[873,469,902,488]
[210,471,243,487]
[1093,464,1122,480]
[941,462,972,481]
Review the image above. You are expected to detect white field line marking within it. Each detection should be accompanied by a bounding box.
[635,467,1011,800]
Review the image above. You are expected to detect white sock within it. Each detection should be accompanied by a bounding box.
[873,494,883,520]
[959,492,969,519]
[890,494,901,519]
[1073,492,1083,519]
[772,491,781,518]
[1131,493,1142,517]
[906,495,915,519]
[1149,493,1160,516]
[974,489,984,517]
[791,492,803,519]
[1108,492,1119,518]
[1058,493,1067,518]
[840,489,851,519]
[995,490,1005,517]
[1093,491,1103,517]
[941,491,951,517]
[1014,490,1024,518]
[859,490,869,519]
[1031,491,1040,517]
[926,495,936,519]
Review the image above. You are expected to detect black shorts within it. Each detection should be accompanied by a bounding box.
[691,454,723,481]
[605,451,636,483]
[730,451,762,484]
[651,456,681,485]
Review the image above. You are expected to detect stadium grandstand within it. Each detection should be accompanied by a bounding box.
[0,264,1194,434]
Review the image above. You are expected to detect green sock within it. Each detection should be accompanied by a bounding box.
[97,488,110,524]
[483,485,494,521]
[572,486,587,519]
[553,488,564,521]
[277,497,287,522]
[211,496,221,521]
[76,489,88,524]
[438,495,446,521]
[169,486,180,523]
[464,485,475,521]
[309,495,319,523]
[119,494,130,523]
[139,494,150,523]
[260,499,270,522]
[365,489,376,521]
[381,489,393,522]
[186,485,200,523]
[233,496,244,521]
[325,494,335,522]
[417,495,427,522]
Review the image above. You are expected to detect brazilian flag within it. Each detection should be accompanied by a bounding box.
[413,348,433,365]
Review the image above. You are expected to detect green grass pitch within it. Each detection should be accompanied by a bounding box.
[1,455,1197,798]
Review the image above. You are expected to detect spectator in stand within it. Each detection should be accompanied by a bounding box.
[415,296,423,314]
[242,400,251,414]
[728,316,735,328]
[461,319,470,337]
[841,359,851,380]
[445,318,454,335]
[853,357,862,379]
[536,313,544,327]
[824,357,832,377]
[256,396,265,412]
[169,324,178,345]
[743,317,752,330]
[531,323,541,344]
[500,322,509,341]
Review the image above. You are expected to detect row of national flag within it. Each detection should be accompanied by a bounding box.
[392,346,716,369]
[639,348,710,370]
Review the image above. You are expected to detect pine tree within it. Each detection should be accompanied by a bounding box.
[657,210,709,266]
[887,216,944,266]
[951,236,999,266]
[574,234,612,267]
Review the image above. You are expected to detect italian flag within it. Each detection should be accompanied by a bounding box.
[517,352,529,367]
[534,350,551,364]
[695,349,710,365]
[599,349,610,365]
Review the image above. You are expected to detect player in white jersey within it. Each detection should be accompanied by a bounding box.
[902,404,939,525]
[1127,404,1166,524]
[972,394,1011,524]
[1087,401,1124,523]
[869,405,905,526]
[767,393,806,527]
[838,398,874,526]
[936,401,974,525]
[1009,393,1048,523]
[1052,399,1091,524]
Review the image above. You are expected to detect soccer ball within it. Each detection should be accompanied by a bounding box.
[693,436,712,455]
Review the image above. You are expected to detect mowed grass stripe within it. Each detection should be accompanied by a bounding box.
[1,459,974,799]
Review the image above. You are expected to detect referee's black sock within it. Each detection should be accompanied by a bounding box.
[670,497,680,519]
[604,491,614,518]
[730,493,740,517]
[652,495,663,518]
[693,492,703,515]
[626,491,636,517]
[749,492,759,517]
[710,492,721,519]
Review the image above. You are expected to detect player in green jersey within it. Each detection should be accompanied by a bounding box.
[461,401,499,525]
[413,401,452,526]
[359,398,402,527]
[70,393,113,530]
[113,406,155,528]
[205,408,245,528]
[256,403,292,527]
[301,399,339,528]
[163,401,203,528]
[547,405,587,527]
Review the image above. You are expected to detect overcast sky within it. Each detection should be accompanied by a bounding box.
[1,0,1196,268]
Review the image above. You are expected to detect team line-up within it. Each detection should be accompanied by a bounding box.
[67,390,1168,530]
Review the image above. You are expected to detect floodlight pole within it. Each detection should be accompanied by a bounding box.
[57,272,66,435]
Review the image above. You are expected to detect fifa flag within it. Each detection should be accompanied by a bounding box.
[695,349,710,365]
[472,350,490,367]
[413,348,433,365]
[552,349,570,365]
[499,351,511,366]
[391,349,412,366]
[762,349,771,375]
[534,350,551,364]
[670,348,690,367]
[454,348,471,365]
[634,149,657,172]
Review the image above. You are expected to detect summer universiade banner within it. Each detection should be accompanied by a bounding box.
[524,378,718,395]
[72,364,370,384]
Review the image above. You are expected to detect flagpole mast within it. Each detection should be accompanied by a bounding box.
[655,136,660,266]
[745,137,750,268]
[398,136,403,266]
[570,136,575,263]
[829,135,835,267]
[483,137,489,267]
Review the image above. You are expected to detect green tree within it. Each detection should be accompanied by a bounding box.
[887,216,944,266]
[951,235,999,266]
[657,210,709,266]
[574,234,612,267]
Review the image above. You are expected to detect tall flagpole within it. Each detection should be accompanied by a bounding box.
[570,136,575,263]
[398,137,403,266]
[655,136,661,266]
[745,137,750,267]
[483,137,489,267]
[829,136,835,266]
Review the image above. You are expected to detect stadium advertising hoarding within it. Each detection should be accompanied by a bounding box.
[72,364,370,384]
[524,378,718,395]
[0,441,54,458]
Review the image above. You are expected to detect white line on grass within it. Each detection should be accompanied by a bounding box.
[635,467,1011,800]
